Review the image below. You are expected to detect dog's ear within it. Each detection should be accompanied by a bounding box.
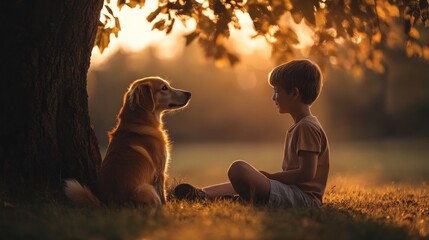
[128,82,155,112]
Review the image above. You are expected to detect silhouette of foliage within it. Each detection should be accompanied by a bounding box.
[97,0,429,73]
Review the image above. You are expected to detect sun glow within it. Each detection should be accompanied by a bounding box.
[91,0,316,68]
[91,0,195,67]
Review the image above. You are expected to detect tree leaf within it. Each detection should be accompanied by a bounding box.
[115,17,121,31]
[138,0,146,8]
[185,31,200,46]
[301,5,316,26]
[103,14,111,21]
[152,19,166,31]
[315,10,326,28]
[248,4,271,22]
[423,46,429,59]
[147,7,162,22]
[127,0,146,9]
[112,26,120,38]
[215,34,224,45]
[386,4,400,17]
[409,27,420,39]
[98,30,110,54]
[214,54,229,68]
[286,29,299,45]
[291,10,303,24]
[117,0,126,10]
[126,0,145,9]
[127,1,138,9]
[292,0,317,25]
[227,53,239,66]
[372,31,382,43]
[105,5,114,16]
[213,0,227,16]
[166,18,175,34]
[406,41,423,57]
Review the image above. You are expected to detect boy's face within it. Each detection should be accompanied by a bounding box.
[272,86,295,114]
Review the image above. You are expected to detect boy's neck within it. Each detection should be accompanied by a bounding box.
[291,105,312,123]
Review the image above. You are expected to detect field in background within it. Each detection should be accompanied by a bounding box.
[169,139,429,187]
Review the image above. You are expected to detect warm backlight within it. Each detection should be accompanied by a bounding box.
[91,0,314,68]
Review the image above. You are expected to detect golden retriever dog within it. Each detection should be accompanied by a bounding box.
[64,76,191,206]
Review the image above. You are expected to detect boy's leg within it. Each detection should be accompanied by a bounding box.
[228,160,271,203]
[202,182,236,200]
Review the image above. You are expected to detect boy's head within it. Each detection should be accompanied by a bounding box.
[269,59,323,105]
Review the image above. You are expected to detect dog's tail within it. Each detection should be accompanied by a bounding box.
[64,179,101,206]
[133,183,162,206]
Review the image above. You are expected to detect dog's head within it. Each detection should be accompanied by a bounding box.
[125,77,191,115]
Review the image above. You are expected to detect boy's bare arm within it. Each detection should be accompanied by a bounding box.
[261,151,318,184]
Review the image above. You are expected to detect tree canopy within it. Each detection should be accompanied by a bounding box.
[96,0,429,76]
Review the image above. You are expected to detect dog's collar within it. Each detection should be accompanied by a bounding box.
[117,123,166,142]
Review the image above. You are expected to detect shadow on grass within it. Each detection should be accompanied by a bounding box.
[261,205,418,240]
[0,202,161,240]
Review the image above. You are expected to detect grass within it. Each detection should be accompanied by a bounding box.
[1,140,429,240]
[1,178,428,240]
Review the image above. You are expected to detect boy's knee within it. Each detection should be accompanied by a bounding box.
[228,160,249,179]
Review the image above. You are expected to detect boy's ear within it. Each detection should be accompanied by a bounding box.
[292,88,300,99]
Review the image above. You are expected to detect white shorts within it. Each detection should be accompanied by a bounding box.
[268,179,321,208]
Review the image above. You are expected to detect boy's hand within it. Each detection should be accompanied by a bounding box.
[267,151,318,184]
[260,170,271,179]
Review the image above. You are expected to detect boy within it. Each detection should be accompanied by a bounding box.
[174,59,329,207]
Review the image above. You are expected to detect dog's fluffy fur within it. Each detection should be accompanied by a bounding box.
[64,77,191,206]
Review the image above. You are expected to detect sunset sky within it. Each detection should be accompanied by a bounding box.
[90,0,314,68]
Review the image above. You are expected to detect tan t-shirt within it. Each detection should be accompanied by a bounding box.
[282,115,330,203]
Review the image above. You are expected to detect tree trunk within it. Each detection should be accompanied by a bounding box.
[1,0,103,189]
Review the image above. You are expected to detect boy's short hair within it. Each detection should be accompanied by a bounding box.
[269,59,323,105]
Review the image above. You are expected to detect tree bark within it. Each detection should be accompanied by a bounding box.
[1,0,103,189]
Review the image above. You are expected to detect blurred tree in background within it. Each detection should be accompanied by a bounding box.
[88,43,429,148]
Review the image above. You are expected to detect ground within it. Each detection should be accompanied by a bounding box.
[1,140,428,239]
[1,177,428,240]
